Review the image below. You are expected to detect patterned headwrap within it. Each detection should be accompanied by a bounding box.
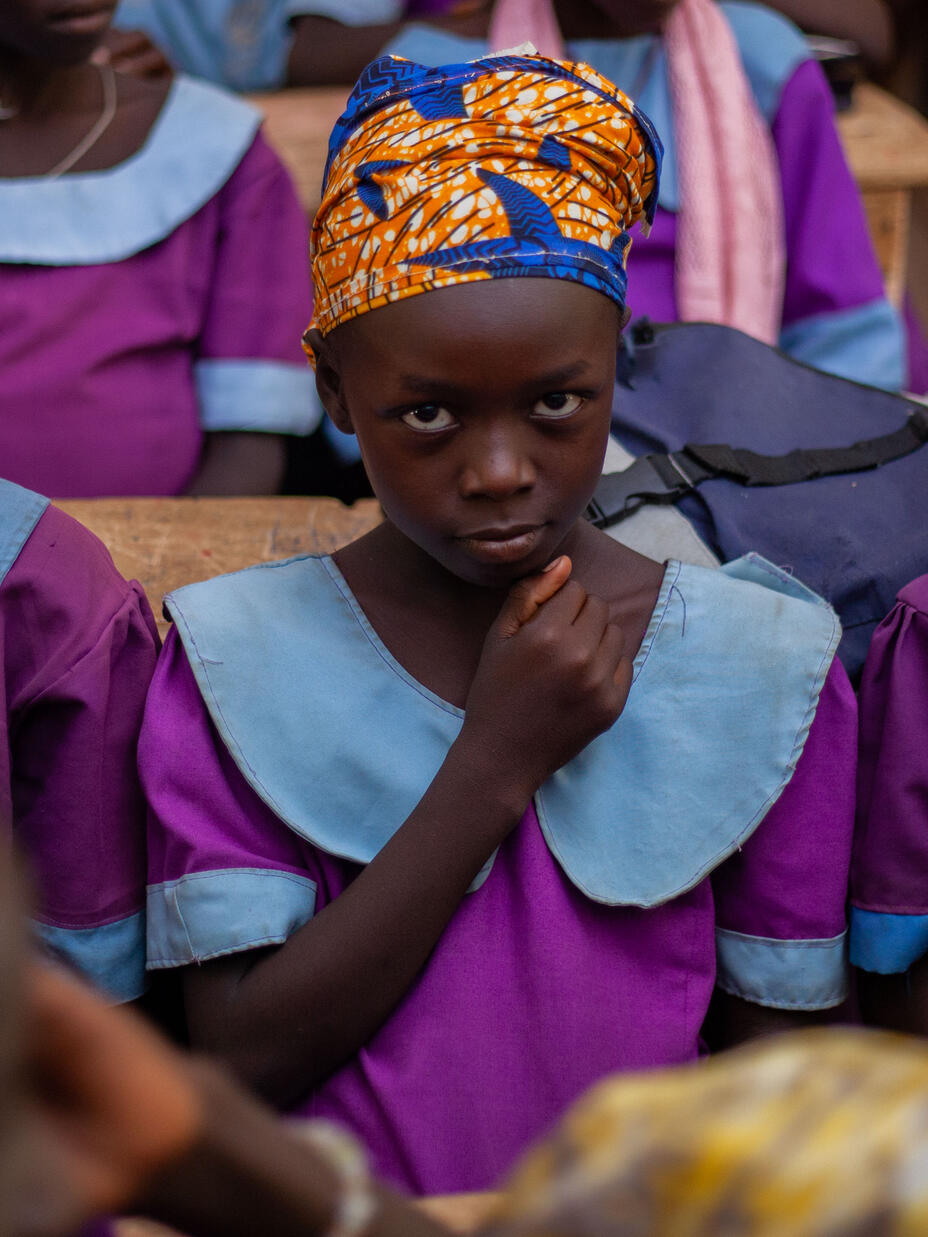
[303,51,661,362]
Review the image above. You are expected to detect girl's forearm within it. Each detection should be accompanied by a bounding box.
[139,1058,448,1237]
[184,732,531,1106]
[287,19,404,86]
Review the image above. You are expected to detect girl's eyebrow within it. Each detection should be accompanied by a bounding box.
[395,360,596,398]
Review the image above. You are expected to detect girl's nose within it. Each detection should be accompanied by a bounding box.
[458,424,537,499]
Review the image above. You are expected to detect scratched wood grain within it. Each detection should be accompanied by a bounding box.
[57,497,382,636]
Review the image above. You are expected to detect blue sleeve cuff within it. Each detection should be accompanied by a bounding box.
[716,927,848,1010]
[147,868,317,969]
[779,299,906,393]
[849,907,928,975]
[285,0,403,22]
[34,912,146,1004]
[195,359,324,436]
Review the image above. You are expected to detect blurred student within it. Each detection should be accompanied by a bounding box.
[850,575,928,1037]
[290,0,907,395]
[108,1,488,89]
[9,872,928,1237]
[0,479,158,1002]
[0,850,444,1237]
[0,0,319,498]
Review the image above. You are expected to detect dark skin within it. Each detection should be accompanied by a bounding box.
[182,278,813,1108]
[858,960,928,1037]
[0,0,286,496]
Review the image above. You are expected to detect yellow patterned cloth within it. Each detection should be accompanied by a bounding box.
[304,50,661,362]
[480,1030,928,1236]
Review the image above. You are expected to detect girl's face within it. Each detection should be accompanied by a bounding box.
[0,0,117,64]
[316,278,620,589]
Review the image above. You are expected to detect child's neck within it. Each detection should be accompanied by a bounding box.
[335,519,665,711]
[0,52,169,178]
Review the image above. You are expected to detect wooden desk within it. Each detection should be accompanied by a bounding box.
[836,83,928,306]
[250,86,347,214]
[251,82,928,307]
[57,496,381,636]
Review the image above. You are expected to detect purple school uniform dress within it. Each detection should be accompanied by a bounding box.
[850,576,928,975]
[0,76,319,499]
[0,480,158,1001]
[142,551,856,1195]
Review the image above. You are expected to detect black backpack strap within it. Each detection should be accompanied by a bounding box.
[588,407,928,529]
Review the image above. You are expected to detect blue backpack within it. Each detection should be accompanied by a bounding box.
[593,320,928,681]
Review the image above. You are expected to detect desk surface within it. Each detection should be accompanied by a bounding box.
[57,496,382,635]
[250,81,928,214]
[836,83,928,191]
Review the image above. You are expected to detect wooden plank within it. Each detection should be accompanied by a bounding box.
[860,187,910,307]
[837,82,928,192]
[249,87,348,214]
[57,496,382,636]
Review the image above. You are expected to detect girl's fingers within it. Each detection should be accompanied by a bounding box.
[496,555,572,637]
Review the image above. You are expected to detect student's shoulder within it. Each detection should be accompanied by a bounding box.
[897,573,928,618]
[719,2,813,120]
[0,75,262,267]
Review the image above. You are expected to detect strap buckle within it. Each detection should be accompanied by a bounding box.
[585,454,698,529]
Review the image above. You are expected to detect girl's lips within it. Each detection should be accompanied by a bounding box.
[47,5,114,35]
[456,527,542,564]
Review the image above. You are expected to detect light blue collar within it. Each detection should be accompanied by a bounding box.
[166,551,839,907]
[0,480,49,588]
[0,76,260,265]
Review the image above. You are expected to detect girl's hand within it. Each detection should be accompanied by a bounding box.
[10,964,201,1237]
[92,29,174,79]
[462,556,633,797]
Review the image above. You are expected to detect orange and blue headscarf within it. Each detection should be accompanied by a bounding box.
[303,51,662,361]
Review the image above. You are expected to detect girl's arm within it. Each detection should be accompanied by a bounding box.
[184,432,287,496]
[182,558,632,1107]
[287,7,491,86]
[14,963,446,1237]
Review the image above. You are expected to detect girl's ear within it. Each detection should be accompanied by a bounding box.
[306,328,354,435]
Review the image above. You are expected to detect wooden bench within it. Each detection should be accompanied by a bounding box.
[250,81,928,308]
[57,496,382,635]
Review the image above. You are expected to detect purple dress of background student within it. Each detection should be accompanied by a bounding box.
[1,480,158,1002]
[0,76,320,499]
[141,552,858,1196]
[850,575,928,977]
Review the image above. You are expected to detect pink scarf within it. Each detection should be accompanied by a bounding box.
[488,0,785,344]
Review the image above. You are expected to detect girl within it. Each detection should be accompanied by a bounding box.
[292,0,907,392]
[850,574,928,1035]
[141,52,857,1195]
[0,0,319,498]
[0,478,159,1002]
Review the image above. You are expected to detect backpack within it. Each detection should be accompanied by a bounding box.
[593,319,928,681]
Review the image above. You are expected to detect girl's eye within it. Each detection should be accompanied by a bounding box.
[400,405,457,432]
[533,392,584,419]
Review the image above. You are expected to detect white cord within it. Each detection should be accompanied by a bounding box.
[46,64,118,180]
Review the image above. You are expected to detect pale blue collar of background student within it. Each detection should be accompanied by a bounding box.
[386,1,810,215]
[0,76,260,265]
[165,550,839,909]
